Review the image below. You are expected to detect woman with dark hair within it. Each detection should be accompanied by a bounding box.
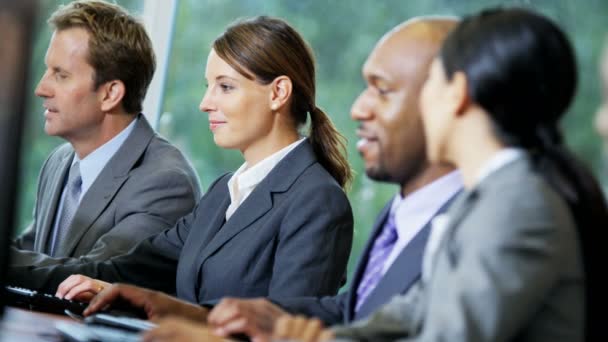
[417,7,607,341]
[262,7,607,342]
[9,16,354,323]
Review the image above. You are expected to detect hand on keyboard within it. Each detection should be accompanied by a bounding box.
[143,317,227,342]
[4,285,88,316]
[85,313,157,332]
[84,283,208,322]
[56,274,111,302]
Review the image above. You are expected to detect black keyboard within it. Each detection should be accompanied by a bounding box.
[55,321,141,342]
[3,285,88,316]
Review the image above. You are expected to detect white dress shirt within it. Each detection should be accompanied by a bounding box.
[382,170,463,274]
[225,138,306,221]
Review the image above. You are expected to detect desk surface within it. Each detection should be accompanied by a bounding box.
[0,306,234,342]
[0,306,70,341]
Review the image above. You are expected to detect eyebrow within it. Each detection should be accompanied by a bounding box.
[363,63,392,84]
[215,75,238,82]
[51,66,70,75]
[367,74,392,85]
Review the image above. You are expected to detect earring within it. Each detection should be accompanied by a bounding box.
[271,104,277,111]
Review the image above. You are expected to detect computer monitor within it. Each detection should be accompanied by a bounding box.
[0,1,37,314]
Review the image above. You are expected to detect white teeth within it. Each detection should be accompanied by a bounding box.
[357,138,369,149]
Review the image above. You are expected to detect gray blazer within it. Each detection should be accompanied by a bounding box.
[7,140,354,305]
[11,115,201,268]
[332,156,584,342]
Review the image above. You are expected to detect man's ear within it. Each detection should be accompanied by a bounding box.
[450,71,471,117]
[99,80,126,112]
[269,76,292,111]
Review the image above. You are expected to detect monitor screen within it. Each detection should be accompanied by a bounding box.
[0,1,37,314]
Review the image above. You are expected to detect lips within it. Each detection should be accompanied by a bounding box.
[43,104,59,117]
[356,128,378,153]
[209,119,226,131]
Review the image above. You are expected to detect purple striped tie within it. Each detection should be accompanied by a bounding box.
[355,210,398,311]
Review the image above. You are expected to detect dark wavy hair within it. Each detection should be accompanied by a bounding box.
[440,8,607,340]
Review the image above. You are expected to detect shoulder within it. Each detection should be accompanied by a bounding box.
[208,172,232,192]
[280,163,352,220]
[481,160,571,221]
[463,160,576,246]
[47,142,73,162]
[132,134,200,185]
[39,142,73,176]
[143,134,192,167]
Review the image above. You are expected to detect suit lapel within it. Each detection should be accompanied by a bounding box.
[353,191,460,321]
[426,189,478,279]
[193,140,317,280]
[195,186,274,265]
[354,224,430,321]
[178,178,232,303]
[36,151,73,252]
[55,115,155,255]
[431,159,525,271]
[345,201,393,322]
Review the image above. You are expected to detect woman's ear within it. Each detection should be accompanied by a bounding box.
[269,76,292,111]
[450,71,471,117]
[99,80,126,112]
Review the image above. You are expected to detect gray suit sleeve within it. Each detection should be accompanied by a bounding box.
[6,201,199,293]
[266,179,353,301]
[5,174,227,294]
[273,292,348,325]
[12,145,57,251]
[13,224,35,251]
[330,283,422,342]
[10,166,199,268]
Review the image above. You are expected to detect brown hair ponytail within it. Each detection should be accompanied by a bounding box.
[309,106,352,189]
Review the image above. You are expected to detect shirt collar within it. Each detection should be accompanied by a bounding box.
[475,147,525,185]
[379,170,462,275]
[390,170,463,234]
[72,116,138,196]
[228,137,306,203]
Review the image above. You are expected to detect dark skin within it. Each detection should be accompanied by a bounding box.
[84,284,208,323]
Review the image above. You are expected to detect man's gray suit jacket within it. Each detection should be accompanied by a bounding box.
[8,140,354,305]
[274,192,458,325]
[331,156,584,342]
[11,115,201,269]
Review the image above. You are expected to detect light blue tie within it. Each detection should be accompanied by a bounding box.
[49,161,82,256]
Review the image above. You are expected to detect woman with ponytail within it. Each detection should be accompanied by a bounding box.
[31,16,354,324]
[278,7,607,342]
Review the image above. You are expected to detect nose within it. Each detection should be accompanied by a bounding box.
[35,70,52,98]
[199,87,215,113]
[595,103,608,140]
[350,89,374,121]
